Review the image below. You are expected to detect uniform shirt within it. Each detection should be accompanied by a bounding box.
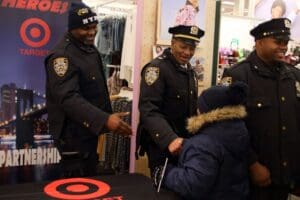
[45,33,112,141]
[222,51,300,186]
[139,48,198,150]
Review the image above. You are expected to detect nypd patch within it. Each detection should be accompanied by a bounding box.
[220,76,232,86]
[53,57,68,77]
[145,66,159,85]
[296,81,300,97]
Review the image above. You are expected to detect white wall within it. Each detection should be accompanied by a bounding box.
[219,15,262,50]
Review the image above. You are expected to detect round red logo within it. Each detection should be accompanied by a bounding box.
[20,18,51,48]
[44,178,111,200]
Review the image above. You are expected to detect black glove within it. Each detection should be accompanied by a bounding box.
[153,165,164,188]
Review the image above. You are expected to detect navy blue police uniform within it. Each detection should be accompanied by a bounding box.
[222,18,300,200]
[45,3,111,177]
[138,25,205,174]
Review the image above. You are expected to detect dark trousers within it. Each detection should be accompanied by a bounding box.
[250,184,290,200]
[146,142,177,178]
[55,137,99,178]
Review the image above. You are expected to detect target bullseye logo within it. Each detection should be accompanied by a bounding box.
[20,18,51,48]
[44,178,111,200]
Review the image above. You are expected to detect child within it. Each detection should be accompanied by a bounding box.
[154,82,250,200]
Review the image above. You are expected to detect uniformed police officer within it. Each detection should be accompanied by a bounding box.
[45,2,131,177]
[138,25,205,175]
[222,18,300,200]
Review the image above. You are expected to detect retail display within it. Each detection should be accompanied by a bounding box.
[98,97,132,174]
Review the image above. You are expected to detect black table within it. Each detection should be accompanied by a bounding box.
[0,173,181,200]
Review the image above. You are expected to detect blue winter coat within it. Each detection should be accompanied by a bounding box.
[163,105,250,200]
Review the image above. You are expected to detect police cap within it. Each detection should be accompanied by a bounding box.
[168,25,205,46]
[250,18,291,41]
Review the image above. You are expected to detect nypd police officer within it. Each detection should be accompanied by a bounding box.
[45,2,131,177]
[222,18,300,200]
[138,25,205,174]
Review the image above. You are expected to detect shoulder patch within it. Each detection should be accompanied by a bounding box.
[220,76,232,86]
[145,66,160,86]
[296,81,300,97]
[53,57,68,77]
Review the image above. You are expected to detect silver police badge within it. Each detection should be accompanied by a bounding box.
[53,57,68,77]
[145,66,159,85]
[296,81,300,97]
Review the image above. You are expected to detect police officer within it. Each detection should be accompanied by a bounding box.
[138,25,205,175]
[222,18,300,200]
[45,2,131,177]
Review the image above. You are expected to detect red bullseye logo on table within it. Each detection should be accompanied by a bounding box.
[20,18,51,48]
[44,178,111,200]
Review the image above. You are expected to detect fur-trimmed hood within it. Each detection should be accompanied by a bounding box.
[187,105,247,134]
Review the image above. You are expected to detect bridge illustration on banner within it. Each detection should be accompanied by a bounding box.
[0,86,50,149]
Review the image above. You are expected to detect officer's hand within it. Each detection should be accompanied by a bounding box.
[168,137,183,155]
[249,161,271,187]
[106,112,132,136]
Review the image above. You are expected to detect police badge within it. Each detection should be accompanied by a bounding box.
[145,66,159,85]
[284,19,291,29]
[53,57,68,77]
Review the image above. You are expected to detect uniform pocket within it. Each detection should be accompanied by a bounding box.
[246,96,273,156]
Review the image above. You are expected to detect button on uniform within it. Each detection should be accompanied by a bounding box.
[83,121,90,128]
[257,103,262,108]
[282,161,287,167]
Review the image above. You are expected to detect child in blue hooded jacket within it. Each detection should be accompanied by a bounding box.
[155,82,250,200]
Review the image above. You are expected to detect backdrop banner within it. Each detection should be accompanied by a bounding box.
[0,0,79,184]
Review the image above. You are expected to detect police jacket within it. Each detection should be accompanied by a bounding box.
[222,51,300,186]
[163,105,250,200]
[139,48,198,150]
[45,33,112,141]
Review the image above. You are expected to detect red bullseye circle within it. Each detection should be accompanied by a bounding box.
[30,27,41,38]
[44,178,111,200]
[20,18,50,48]
[66,184,89,193]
